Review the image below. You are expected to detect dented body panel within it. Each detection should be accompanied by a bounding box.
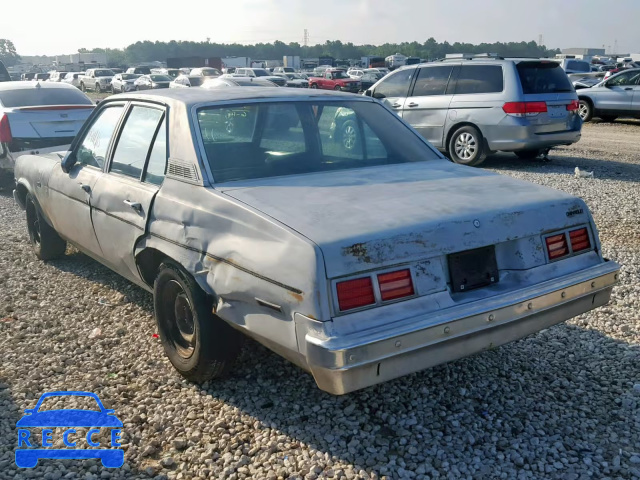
[13,88,620,395]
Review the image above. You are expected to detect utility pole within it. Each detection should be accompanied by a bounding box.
[303,29,309,47]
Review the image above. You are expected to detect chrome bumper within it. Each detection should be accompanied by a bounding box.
[305,261,619,395]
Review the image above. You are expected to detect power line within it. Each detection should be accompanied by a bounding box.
[303,29,309,47]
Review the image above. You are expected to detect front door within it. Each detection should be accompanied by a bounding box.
[400,65,455,148]
[90,104,167,282]
[598,70,638,112]
[370,68,415,116]
[46,105,126,258]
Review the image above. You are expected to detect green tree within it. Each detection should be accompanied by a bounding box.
[0,39,20,67]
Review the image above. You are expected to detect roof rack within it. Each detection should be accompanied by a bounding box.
[438,53,504,62]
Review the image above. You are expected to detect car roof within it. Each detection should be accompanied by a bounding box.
[0,81,80,92]
[401,58,561,70]
[108,87,374,108]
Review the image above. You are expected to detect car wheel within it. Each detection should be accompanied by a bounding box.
[110,84,114,93]
[599,115,617,123]
[514,149,542,160]
[135,86,140,91]
[333,85,341,90]
[448,125,486,166]
[578,99,593,122]
[25,194,66,261]
[310,83,318,89]
[95,83,102,93]
[80,82,85,92]
[154,260,243,382]
[341,120,360,152]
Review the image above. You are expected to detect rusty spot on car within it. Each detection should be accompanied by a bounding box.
[343,243,372,263]
[288,291,304,302]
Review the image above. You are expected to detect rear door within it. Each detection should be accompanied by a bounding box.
[597,70,638,113]
[370,68,415,115]
[631,71,640,112]
[401,64,455,148]
[89,103,167,282]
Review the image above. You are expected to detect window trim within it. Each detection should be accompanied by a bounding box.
[142,115,168,186]
[409,64,456,97]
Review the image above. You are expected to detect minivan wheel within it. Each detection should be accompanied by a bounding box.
[578,100,593,122]
[515,149,542,160]
[154,260,243,382]
[449,126,486,166]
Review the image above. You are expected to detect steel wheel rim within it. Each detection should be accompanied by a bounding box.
[343,124,357,150]
[163,279,195,359]
[578,102,589,120]
[29,206,41,247]
[455,132,477,160]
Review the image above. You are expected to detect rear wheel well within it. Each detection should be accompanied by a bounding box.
[578,96,593,107]
[15,183,28,209]
[136,248,170,287]
[445,122,484,153]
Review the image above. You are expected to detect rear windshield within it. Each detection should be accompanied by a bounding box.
[189,77,204,86]
[150,75,172,82]
[121,74,139,80]
[0,87,93,107]
[201,68,221,76]
[566,60,591,72]
[517,62,574,94]
[196,101,439,183]
[95,70,114,77]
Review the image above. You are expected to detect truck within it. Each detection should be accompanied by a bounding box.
[385,53,407,70]
[319,56,335,67]
[308,68,361,92]
[79,68,115,93]
[283,55,301,70]
[361,56,385,68]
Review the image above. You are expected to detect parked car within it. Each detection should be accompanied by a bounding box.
[274,73,309,88]
[170,75,206,88]
[33,73,50,82]
[201,76,278,88]
[79,69,115,93]
[222,67,237,74]
[272,66,296,74]
[359,71,384,91]
[9,73,22,81]
[348,69,365,79]
[0,82,94,169]
[133,74,172,90]
[576,68,640,122]
[126,66,151,75]
[189,67,222,78]
[366,57,582,165]
[573,77,601,90]
[111,73,142,93]
[21,73,36,81]
[151,68,181,78]
[234,68,286,86]
[0,61,10,82]
[309,69,361,92]
[62,72,84,88]
[12,88,619,395]
[48,71,66,83]
[111,68,124,74]
[555,58,591,75]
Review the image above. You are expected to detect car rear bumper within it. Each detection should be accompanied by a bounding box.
[485,120,582,152]
[304,261,619,395]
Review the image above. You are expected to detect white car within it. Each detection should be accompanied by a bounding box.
[110,73,141,93]
[170,75,206,88]
[48,71,66,83]
[234,68,287,86]
[61,72,84,88]
[189,67,222,78]
[348,69,365,79]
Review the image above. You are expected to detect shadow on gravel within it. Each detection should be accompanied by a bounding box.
[0,170,14,198]
[482,151,640,183]
[0,381,22,475]
[203,324,638,478]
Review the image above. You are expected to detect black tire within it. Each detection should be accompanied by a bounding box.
[310,83,318,89]
[25,194,66,261]
[95,83,102,93]
[110,84,114,93]
[333,85,341,91]
[80,82,86,92]
[340,119,360,152]
[599,115,617,123]
[448,125,486,166]
[578,99,593,122]
[153,260,243,382]
[515,149,542,160]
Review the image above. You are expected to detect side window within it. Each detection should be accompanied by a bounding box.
[110,106,164,179]
[76,106,124,169]
[259,104,305,154]
[373,69,414,98]
[412,66,454,96]
[609,71,636,86]
[325,72,332,79]
[144,118,167,186]
[453,65,504,94]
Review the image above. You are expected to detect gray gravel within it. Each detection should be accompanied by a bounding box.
[0,121,639,480]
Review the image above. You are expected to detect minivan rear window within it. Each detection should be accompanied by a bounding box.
[566,60,590,73]
[0,87,93,107]
[517,62,574,94]
[453,65,504,94]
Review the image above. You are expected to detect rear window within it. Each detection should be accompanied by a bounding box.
[566,60,590,73]
[189,77,204,86]
[0,87,93,107]
[454,65,504,94]
[150,75,172,82]
[516,62,574,94]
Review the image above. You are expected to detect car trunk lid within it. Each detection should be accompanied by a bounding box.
[221,161,589,278]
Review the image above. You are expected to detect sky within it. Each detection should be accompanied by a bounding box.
[2,0,639,56]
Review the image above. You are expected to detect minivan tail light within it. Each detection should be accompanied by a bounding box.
[378,269,415,301]
[569,228,591,253]
[503,101,548,117]
[545,233,569,260]
[336,277,375,311]
[0,114,11,143]
[566,100,579,112]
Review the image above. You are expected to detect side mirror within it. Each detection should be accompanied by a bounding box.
[364,89,372,97]
[95,99,101,105]
[372,91,385,99]
[61,152,76,173]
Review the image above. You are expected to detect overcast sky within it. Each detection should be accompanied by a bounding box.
[3,0,638,56]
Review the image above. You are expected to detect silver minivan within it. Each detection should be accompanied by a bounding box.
[365,56,582,166]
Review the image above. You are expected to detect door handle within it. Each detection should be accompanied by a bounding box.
[391,103,402,108]
[79,183,90,193]
[123,199,142,212]
[407,102,419,108]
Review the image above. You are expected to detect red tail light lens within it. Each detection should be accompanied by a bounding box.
[503,101,548,117]
[545,233,569,260]
[569,228,591,253]
[378,269,414,301]
[336,277,375,311]
[0,114,11,143]
[566,100,579,111]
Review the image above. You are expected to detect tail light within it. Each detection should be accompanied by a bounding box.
[336,277,375,311]
[545,233,569,260]
[569,228,591,252]
[0,114,11,143]
[566,100,579,112]
[378,269,414,301]
[503,101,548,117]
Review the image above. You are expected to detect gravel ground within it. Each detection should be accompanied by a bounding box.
[0,121,639,480]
